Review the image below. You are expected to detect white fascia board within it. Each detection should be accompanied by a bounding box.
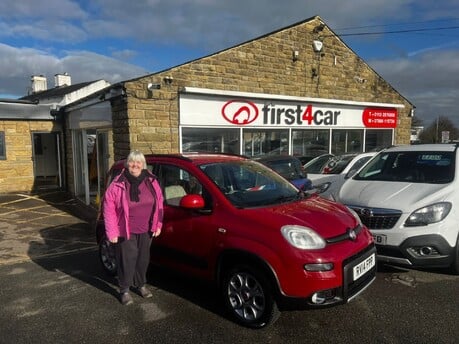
[181,87,405,109]
[0,102,54,120]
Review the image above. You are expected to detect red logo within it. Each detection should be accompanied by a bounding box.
[221,100,258,125]
[362,108,397,128]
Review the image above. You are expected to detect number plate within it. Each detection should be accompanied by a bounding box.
[353,253,376,281]
[373,234,387,245]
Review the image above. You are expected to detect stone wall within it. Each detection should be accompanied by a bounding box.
[116,17,412,158]
[0,120,58,193]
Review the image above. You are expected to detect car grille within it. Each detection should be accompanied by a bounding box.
[348,206,402,230]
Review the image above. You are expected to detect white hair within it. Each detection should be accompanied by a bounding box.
[125,150,146,169]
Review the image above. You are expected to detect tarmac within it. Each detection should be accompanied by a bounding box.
[0,190,99,266]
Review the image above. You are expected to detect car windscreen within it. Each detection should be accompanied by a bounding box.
[200,160,300,208]
[354,151,455,183]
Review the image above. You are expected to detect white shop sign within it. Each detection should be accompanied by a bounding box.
[180,88,402,129]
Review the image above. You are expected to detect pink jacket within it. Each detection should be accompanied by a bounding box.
[103,169,164,241]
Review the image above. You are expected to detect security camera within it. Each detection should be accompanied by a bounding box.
[312,40,323,53]
[147,83,161,91]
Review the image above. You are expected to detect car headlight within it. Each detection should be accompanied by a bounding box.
[314,182,331,194]
[405,202,452,227]
[281,225,326,249]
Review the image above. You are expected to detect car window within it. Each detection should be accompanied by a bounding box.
[323,155,356,174]
[264,158,306,180]
[304,154,333,173]
[157,164,203,206]
[200,161,298,208]
[345,156,372,178]
[355,151,455,183]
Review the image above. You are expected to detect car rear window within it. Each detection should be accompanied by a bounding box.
[264,158,306,180]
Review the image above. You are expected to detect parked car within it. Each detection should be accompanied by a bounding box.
[96,153,376,328]
[313,152,377,200]
[303,154,335,180]
[253,155,313,191]
[322,154,363,174]
[338,144,459,274]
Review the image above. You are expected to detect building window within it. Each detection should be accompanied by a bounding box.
[182,127,239,154]
[292,129,330,158]
[243,129,289,157]
[0,131,5,160]
[365,129,393,151]
[331,129,364,155]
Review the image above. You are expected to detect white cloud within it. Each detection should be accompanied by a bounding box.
[0,0,87,19]
[370,49,459,126]
[0,44,147,96]
[0,0,459,130]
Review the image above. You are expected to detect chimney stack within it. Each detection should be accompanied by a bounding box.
[55,73,71,87]
[30,75,47,93]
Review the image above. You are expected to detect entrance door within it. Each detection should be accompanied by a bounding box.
[32,132,61,190]
[73,129,111,205]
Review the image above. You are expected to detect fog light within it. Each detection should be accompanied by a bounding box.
[310,289,335,304]
[407,246,440,257]
[311,292,326,304]
[304,263,334,271]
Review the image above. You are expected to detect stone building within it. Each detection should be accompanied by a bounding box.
[0,75,110,193]
[1,16,414,202]
[106,15,412,160]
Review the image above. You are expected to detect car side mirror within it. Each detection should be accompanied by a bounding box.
[179,194,205,209]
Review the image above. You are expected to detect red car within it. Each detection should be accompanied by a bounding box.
[95,153,376,328]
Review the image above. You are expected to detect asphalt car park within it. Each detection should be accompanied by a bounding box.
[1,192,458,343]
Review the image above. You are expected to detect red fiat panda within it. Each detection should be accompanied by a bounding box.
[95,153,376,328]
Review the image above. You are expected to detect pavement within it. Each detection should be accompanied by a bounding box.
[0,190,99,266]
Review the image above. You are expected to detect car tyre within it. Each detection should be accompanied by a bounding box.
[222,265,280,328]
[99,236,117,275]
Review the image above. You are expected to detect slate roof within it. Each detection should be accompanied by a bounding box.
[19,80,101,101]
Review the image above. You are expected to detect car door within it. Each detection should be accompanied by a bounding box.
[151,162,219,278]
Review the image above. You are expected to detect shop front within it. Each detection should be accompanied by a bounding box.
[179,87,402,158]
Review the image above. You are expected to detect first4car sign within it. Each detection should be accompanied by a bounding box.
[180,91,399,129]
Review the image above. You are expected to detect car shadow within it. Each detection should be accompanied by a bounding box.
[146,265,224,316]
[28,222,227,320]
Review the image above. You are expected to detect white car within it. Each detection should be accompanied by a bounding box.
[303,154,334,180]
[338,144,459,274]
[313,152,376,200]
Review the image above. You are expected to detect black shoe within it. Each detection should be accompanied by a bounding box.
[120,292,133,305]
[135,286,153,298]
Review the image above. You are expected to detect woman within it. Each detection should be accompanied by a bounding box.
[103,150,164,305]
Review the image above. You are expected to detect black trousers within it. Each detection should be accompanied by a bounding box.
[115,232,152,293]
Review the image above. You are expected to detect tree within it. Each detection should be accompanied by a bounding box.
[419,116,459,143]
[411,116,423,127]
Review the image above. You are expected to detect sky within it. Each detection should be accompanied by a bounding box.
[1,0,459,128]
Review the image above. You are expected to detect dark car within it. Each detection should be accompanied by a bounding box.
[253,155,313,191]
[96,153,376,328]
